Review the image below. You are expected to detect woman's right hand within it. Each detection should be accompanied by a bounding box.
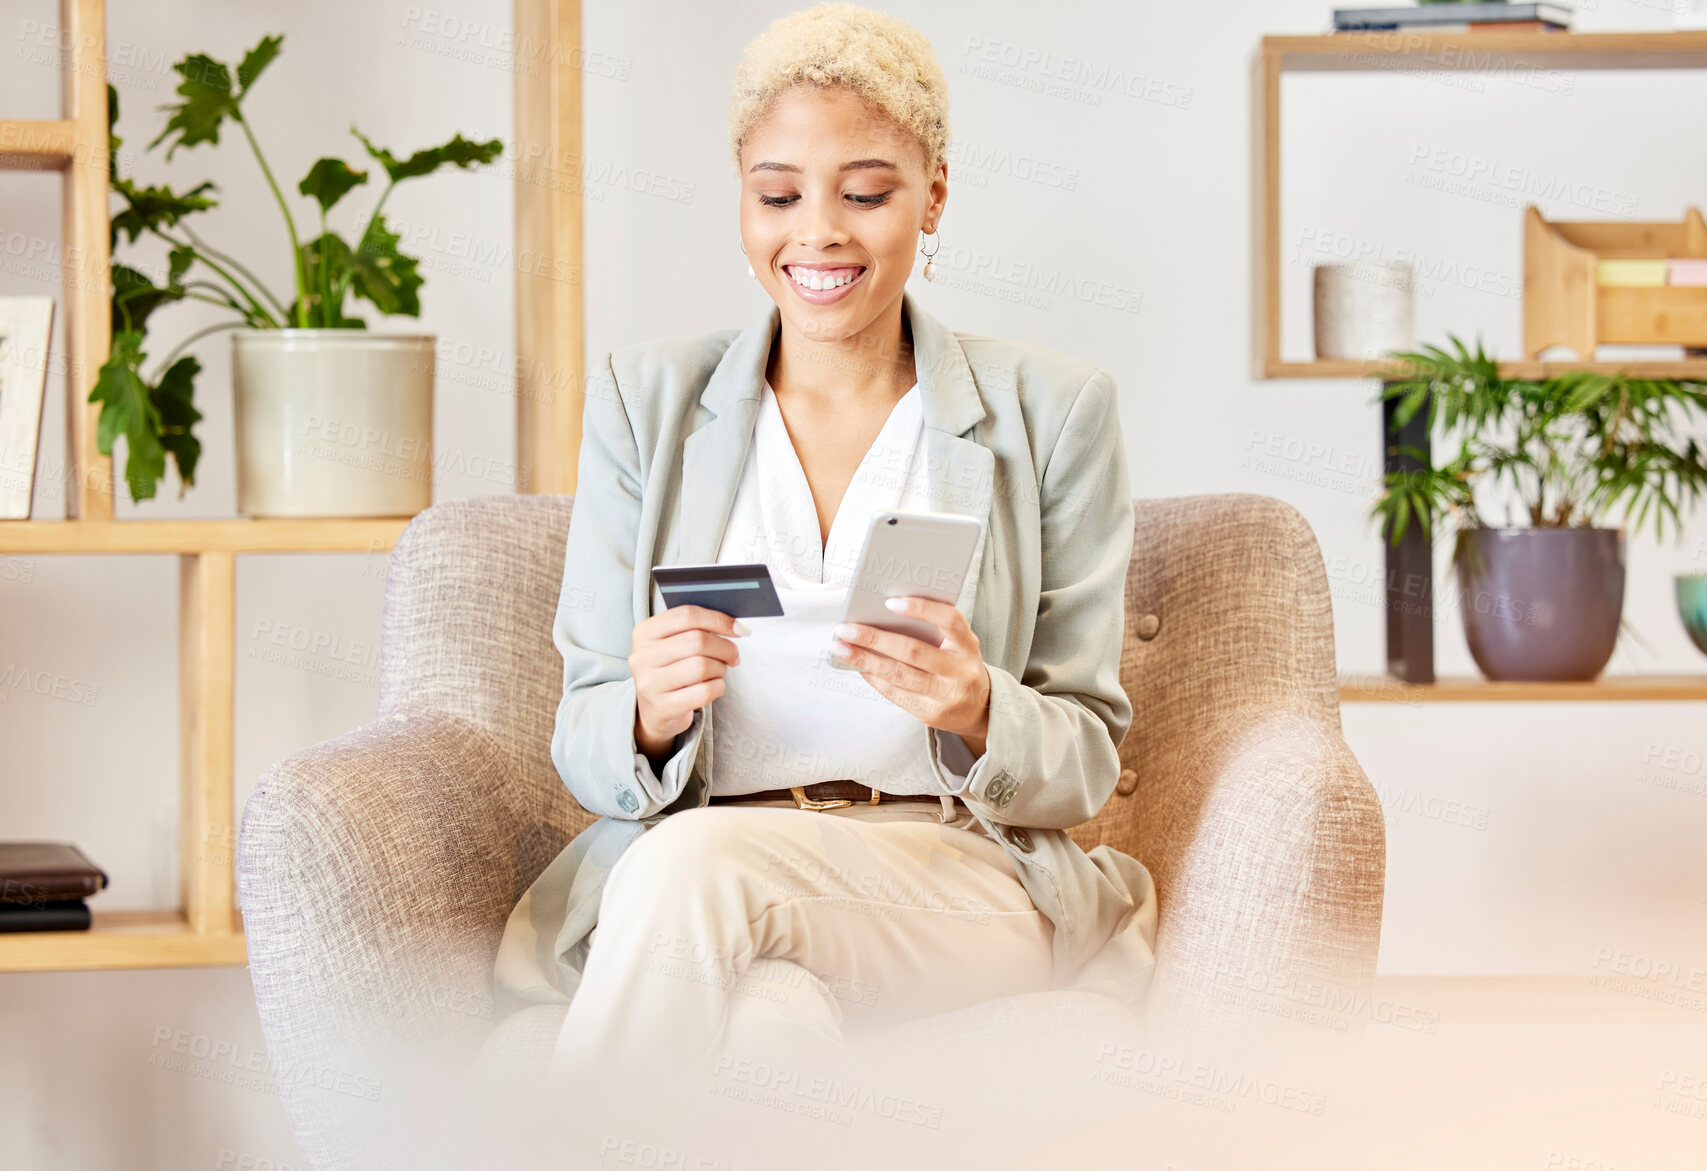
[630,605,747,761]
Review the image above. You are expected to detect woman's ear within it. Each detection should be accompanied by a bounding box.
[928,163,955,230]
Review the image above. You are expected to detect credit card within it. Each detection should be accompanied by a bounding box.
[651,562,785,618]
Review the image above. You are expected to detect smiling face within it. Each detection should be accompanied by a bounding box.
[739,83,947,354]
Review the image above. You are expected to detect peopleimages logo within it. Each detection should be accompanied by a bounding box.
[958,36,1193,110]
[1407,146,1641,218]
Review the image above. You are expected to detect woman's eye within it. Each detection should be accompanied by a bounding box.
[757,193,798,207]
[848,193,890,207]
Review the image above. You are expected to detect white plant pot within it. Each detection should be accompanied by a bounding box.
[232,330,434,518]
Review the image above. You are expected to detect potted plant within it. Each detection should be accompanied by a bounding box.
[1371,337,1707,681]
[96,35,502,516]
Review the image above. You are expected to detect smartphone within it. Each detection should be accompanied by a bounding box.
[831,509,982,670]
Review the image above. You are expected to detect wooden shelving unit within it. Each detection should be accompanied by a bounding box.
[0,912,248,973]
[0,518,409,973]
[0,518,410,555]
[1268,357,1707,381]
[1253,30,1707,382]
[0,3,430,973]
[3,0,586,971]
[0,0,114,519]
[1255,30,1707,692]
[1341,674,1707,703]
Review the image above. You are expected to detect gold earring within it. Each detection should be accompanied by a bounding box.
[919,229,941,282]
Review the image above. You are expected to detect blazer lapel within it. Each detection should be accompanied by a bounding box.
[662,292,994,645]
[905,292,995,635]
[663,313,771,570]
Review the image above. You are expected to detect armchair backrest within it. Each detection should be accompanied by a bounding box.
[378,493,1342,870]
[378,494,582,835]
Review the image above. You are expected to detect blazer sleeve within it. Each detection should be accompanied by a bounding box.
[927,367,1134,829]
[550,353,705,821]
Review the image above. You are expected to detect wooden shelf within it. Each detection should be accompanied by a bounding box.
[0,119,78,168]
[1266,358,1707,381]
[1266,30,1707,73]
[0,517,411,554]
[1341,674,1707,703]
[0,911,246,973]
[1253,30,1707,383]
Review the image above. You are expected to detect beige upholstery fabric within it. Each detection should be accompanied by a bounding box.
[237,492,1384,1169]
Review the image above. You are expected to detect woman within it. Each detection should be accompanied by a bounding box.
[493,2,1157,1090]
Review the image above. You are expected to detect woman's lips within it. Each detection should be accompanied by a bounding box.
[782,264,867,305]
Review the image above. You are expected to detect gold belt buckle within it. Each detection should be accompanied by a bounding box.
[789,784,855,811]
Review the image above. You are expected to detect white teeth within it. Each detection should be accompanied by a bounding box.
[788,267,860,292]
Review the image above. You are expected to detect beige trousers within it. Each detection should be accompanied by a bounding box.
[547,794,1056,1083]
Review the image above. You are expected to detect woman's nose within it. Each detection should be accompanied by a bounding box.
[796,196,850,251]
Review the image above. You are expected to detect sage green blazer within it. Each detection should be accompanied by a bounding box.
[494,290,1156,1010]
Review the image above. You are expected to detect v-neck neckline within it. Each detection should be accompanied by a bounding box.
[760,379,921,584]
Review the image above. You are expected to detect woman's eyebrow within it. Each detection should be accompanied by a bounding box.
[746,158,900,174]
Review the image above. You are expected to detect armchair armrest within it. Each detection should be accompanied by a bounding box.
[1075,495,1384,1035]
[237,706,581,1170]
[1139,707,1385,1036]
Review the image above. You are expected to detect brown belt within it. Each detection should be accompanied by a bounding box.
[707,779,948,811]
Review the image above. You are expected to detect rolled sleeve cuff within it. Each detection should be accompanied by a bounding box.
[927,726,988,796]
[630,706,703,811]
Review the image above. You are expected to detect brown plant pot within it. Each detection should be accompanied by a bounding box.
[1456,527,1626,682]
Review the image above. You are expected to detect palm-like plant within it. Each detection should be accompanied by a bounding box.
[1371,336,1707,549]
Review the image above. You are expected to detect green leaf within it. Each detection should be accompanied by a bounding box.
[167,245,196,285]
[236,34,283,94]
[88,331,166,501]
[153,355,204,488]
[107,83,121,182]
[299,232,366,327]
[86,332,204,501]
[352,128,503,182]
[110,262,186,335]
[110,177,218,244]
[346,215,423,317]
[298,157,368,214]
[149,52,238,158]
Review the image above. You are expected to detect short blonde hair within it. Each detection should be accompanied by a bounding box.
[729,3,950,173]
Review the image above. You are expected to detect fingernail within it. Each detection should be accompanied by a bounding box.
[833,623,858,640]
[731,620,751,636]
[884,597,906,611]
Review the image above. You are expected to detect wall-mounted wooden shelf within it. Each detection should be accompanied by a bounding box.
[1253,30,1707,382]
[1266,358,1707,381]
[0,518,411,555]
[1341,674,1707,703]
[0,912,246,973]
[1266,29,1707,72]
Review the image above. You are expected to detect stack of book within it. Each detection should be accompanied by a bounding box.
[1334,3,1575,32]
[0,843,108,932]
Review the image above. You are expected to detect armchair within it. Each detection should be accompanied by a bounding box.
[237,493,1384,1168]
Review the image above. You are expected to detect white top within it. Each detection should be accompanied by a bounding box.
[706,379,983,797]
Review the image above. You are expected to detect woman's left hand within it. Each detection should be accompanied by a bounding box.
[830,596,990,748]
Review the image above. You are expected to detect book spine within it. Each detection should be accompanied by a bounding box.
[0,902,92,932]
[1334,4,1571,27]
[1469,21,1568,31]
[0,877,103,903]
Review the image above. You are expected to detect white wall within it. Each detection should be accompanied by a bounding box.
[4,0,1706,1165]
